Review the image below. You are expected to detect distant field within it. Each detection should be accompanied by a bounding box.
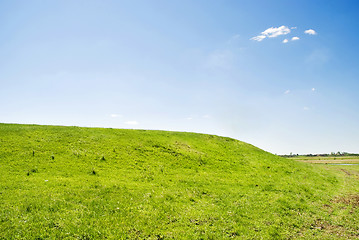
[290,156,359,164]
[1,123,359,239]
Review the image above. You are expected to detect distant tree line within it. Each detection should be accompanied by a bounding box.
[279,152,359,158]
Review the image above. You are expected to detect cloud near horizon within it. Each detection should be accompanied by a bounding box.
[251,26,291,41]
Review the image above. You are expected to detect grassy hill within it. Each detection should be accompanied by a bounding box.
[0,123,358,239]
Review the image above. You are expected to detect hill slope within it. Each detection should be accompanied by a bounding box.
[0,123,358,239]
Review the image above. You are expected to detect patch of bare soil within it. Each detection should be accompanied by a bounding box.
[311,218,359,239]
[340,169,352,176]
[333,195,359,207]
[309,195,359,238]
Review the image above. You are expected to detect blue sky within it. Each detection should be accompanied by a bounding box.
[1,0,359,154]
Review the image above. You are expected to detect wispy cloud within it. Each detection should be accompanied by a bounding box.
[312,88,316,91]
[291,36,300,41]
[282,39,289,43]
[204,50,234,69]
[227,34,240,44]
[251,26,291,41]
[250,35,266,42]
[284,90,290,94]
[124,121,138,125]
[303,107,309,111]
[305,29,317,35]
[306,49,330,66]
[110,114,121,118]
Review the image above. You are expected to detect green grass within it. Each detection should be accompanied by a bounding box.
[0,123,358,239]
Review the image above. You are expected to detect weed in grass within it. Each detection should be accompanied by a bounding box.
[27,167,38,176]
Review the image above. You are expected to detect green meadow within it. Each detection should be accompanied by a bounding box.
[0,123,358,239]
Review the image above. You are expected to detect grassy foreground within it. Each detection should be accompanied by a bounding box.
[0,123,358,239]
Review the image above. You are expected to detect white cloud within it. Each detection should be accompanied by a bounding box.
[291,36,300,41]
[262,26,291,38]
[250,35,266,42]
[186,117,193,120]
[303,107,309,111]
[110,114,120,118]
[282,39,289,43]
[312,88,316,91]
[251,26,291,42]
[305,29,317,35]
[291,27,297,29]
[124,121,138,125]
[203,114,211,119]
[284,90,290,94]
